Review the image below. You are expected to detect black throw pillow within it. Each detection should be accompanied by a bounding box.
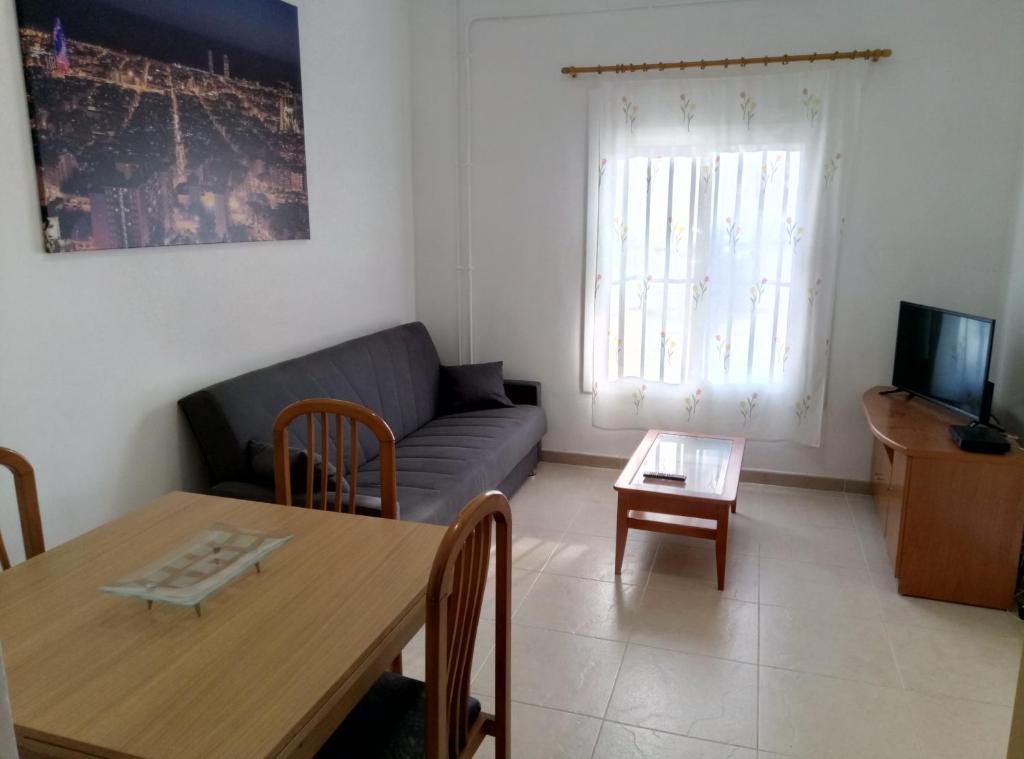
[439,362,514,415]
[247,440,347,493]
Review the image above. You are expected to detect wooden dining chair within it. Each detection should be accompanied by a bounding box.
[0,447,45,570]
[271,398,398,518]
[317,491,512,758]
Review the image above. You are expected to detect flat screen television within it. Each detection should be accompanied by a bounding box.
[891,301,995,422]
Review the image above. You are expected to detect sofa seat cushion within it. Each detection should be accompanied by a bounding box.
[353,405,546,525]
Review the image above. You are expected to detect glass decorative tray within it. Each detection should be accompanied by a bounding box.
[101,524,292,616]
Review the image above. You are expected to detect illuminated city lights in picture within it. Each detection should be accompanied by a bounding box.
[14,0,310,252]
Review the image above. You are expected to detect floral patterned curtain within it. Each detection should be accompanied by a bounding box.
[582,67,864,445]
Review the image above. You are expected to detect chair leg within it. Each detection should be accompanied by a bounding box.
[390,653,403,675]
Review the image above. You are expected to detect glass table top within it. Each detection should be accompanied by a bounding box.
[630,433,735,497]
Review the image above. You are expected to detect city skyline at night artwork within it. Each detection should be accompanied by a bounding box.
[14,0,310,253]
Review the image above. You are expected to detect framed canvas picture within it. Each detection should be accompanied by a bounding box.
[13,0,310,253]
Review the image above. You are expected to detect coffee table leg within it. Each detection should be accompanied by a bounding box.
[715,510,729,590]
[615,497,627,575]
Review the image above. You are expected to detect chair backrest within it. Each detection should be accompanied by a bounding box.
[425,491,511,759]
[0,448,45,570]
[271,399,398,518]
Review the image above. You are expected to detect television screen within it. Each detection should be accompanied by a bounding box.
[892,302,995,421]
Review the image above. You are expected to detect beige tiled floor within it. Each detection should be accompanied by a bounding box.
[404,462,1022,758]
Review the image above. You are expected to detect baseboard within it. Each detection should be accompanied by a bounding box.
[539,450,871,495]
[740,468,872,495]
[539,450,628,470]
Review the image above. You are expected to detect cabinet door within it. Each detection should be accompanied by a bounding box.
[871,441,892,527]
[885,451,908,571]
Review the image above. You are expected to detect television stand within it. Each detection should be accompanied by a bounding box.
[877,387,913,397]
[862,387,1024,609]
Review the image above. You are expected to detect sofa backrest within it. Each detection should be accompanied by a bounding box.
[180,322,441,484]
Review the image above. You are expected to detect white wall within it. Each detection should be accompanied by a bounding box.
[411,2,461,362]
[413,0,1024,480]
[995,145,1024,435]
[0,0,416,562]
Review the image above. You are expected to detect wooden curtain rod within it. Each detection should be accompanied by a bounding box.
[561,48,891,77]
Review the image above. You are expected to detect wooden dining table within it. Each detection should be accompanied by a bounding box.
[0,491,446,759]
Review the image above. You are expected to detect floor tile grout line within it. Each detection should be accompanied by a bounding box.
[756,543,761,751]
[753,660,1019,707]
[598,713,760,753]
[845,493,946,698]
[466,621,1018,713]
[536,566,645,589]
[755,599,884,623]
[598,640,629,723]
[600,717,767,754]
[469,693,609,723]
[878,611,1024,645]
[476,691,761,756]
[588,719,605,759]
[507,475,1016,754]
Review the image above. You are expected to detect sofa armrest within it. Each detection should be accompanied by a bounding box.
[504,379,541,406]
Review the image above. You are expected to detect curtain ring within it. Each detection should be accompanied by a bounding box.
[782,55,789,65]
[699,59,706,70]
[740,57,746,67]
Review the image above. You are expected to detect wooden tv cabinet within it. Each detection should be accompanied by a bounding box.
[862,387,1024,609]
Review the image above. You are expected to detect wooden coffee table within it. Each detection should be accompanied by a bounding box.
[615,430,745,590]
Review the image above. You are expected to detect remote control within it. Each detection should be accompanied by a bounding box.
[643,471,687,483]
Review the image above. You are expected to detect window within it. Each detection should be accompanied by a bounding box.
[583,70,863,444]
[603,150,802,387]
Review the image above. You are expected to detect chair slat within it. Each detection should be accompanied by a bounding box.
[422,495,509,758]
[0,447,45,571]
[450,528,483,750]
[272,399,397,519]
[446,543,473,737]
[349,420,359,515]
[319,413,329,510]
[455,520,492,751]
[305,415,315,508]
[334,415,344,513]
[0,525,9,570]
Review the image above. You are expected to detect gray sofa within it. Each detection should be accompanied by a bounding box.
[179,322,546,526]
